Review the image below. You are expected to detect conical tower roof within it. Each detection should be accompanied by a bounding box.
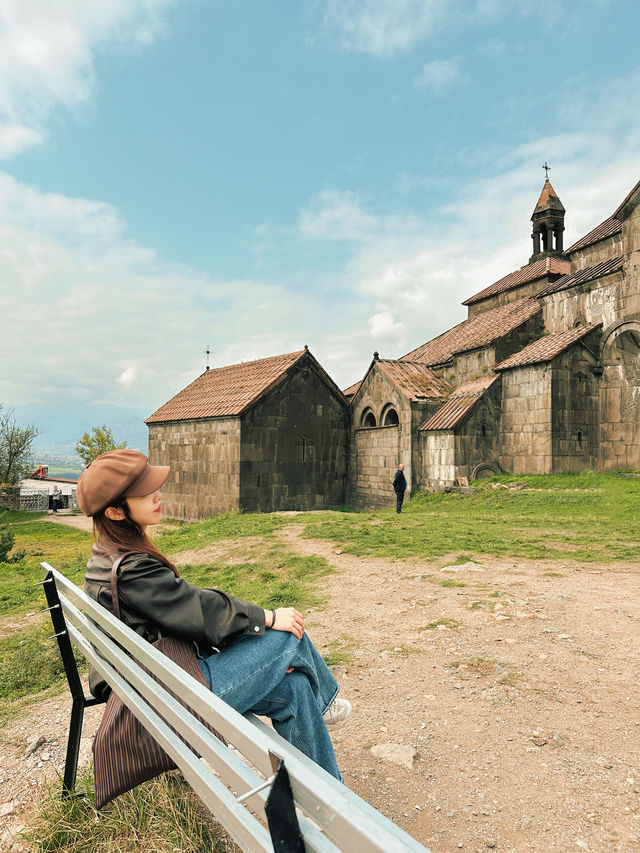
[532,178,565,217]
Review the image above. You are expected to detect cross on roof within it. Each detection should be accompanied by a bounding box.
[543,161,551,179]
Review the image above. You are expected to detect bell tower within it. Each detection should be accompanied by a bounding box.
[530,164,565,263]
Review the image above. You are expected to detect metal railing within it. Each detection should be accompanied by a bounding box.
[41,563,431,853]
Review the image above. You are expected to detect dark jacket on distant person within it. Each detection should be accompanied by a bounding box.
[393,469,407,494]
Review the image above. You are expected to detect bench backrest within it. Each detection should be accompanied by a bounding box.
[42,563,431,853]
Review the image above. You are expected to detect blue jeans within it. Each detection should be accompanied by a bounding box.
[198,630,342,780]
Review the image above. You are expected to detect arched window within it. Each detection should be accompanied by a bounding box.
[480,422,487,437]
[360,408,376,427]
[382,406,399,426]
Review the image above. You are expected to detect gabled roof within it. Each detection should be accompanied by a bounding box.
[536,257,623,297]
[146,350,310,423]
[532,179,565,216]
[565,215,622,254]
[402,297,542,367]
[613,178,640,221]
[463,257,570,306]
[420,375,500,431]
[343,380,363,401]
[376,360,450,401]
[494,323,601,371]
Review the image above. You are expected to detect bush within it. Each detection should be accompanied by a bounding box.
[0,523,26,563]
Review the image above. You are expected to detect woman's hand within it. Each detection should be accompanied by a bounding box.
[265,607,304,639]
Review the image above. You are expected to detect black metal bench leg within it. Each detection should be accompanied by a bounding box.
[62,695,86,797]
[41,571,103,799]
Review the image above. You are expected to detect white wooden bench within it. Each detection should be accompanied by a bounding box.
[41,562,432,853]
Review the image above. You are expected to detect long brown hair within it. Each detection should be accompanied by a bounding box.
[93,498,178,576]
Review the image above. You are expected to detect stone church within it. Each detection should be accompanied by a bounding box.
[147,176,640,517]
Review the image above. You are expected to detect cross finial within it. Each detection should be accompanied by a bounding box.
[204,345,211,371]
[542,161,551,179]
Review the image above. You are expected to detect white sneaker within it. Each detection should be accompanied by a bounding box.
[323,698,352,727]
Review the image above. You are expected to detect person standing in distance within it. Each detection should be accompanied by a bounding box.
[393,463,407,514]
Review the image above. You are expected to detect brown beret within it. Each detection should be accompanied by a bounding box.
[76,449,169,517]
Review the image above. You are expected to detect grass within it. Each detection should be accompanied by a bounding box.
[0,516,90,616]
[0,620,87,703]
[422,618,461,630]
[448,657,496,675]
[156,510,287,552]
[296,471,640,563]
[322,636,355,668]
[23,770,236,853]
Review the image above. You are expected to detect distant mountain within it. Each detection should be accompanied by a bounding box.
[13,402,149,457]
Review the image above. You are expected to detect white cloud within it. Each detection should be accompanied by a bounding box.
[320,0,450,58]
[0,0,176,159]
[319,0,613,57]
[414,58,463,95]
[368,310,405,340]
[0,123,42,158]
[299,190,379,241]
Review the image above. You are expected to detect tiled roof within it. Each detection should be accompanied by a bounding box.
[494,324,601,371]
[343,380,363,400]
[533,179,565,215]
[463,257,570,306]
[536,257,623,297]
[377,360,450,401]
[565,216,622,254]
[146,350,307,422]
[420,375,500,431]
[402,298,542,367]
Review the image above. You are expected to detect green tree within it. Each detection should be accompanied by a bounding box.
[75,425,127,466]
[0,405,40,485]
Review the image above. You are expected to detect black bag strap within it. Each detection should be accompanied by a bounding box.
[109,552,138,621]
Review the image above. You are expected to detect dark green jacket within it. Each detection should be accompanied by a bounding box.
[85,546,265,698]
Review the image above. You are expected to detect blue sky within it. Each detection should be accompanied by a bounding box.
[2,0,639,453]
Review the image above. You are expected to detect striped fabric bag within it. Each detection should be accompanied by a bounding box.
[92,556,225,809]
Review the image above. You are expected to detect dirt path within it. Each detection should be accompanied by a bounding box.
[3,518,640,852]
[276,525,640,852]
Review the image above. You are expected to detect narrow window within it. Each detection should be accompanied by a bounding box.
[302,436,307,461]
[481,423,487,437]
[577,430,583,446]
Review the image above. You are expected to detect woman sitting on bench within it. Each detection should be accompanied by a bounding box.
[78,449,350,781]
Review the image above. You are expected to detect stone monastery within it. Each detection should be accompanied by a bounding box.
[147,176,640,520]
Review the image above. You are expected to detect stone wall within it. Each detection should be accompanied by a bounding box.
[599,328,640,469]
[499,364,552,474]
[440,348,496,386]
[566,232,623,270]
[421,380,502,487]
[239,359,348,512]
[349,363,414,505]
[423,432,455,487]
[550,344,600,471]
[453,383,502,480]
[466,279,552,318]
[349,424,403,507]
[542,272,625,335]
[148,418,241,520]
[597,201,640,468]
